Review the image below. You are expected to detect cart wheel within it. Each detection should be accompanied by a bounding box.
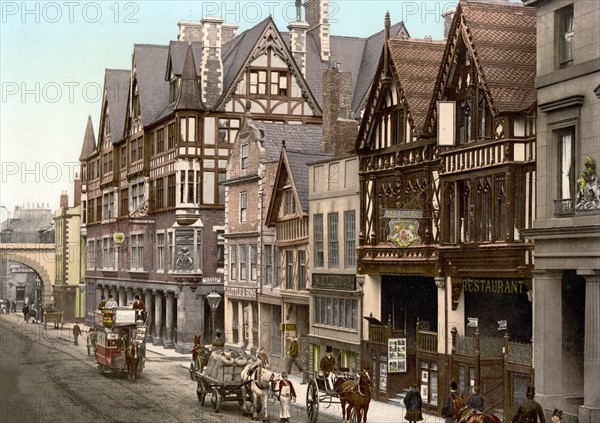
[306,379,319,423]
[189,363,195,380]
[196,380,207,405]
[211,387,221,413]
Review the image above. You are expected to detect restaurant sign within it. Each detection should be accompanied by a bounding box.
[463,278,528,295]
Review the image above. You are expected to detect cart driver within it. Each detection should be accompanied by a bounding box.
[320,345,337,392]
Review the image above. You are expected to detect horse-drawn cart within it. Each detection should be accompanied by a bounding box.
[44,309,64,329]
[93,308,146,381]
[306,368,374,423]
[195,352,253,413]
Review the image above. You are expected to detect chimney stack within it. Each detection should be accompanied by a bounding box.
[442,7,456,39]
[288,20,310,77]
[304,0,330,61]
[73,173,81,207]
[221,23,238,44]
[201,16,224,107]
[60,190,69,209]
[178,20,203,42]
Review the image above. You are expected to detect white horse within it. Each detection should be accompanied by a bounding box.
[240,360,280,421]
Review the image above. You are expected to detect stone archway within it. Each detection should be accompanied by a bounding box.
[0,244,55,306]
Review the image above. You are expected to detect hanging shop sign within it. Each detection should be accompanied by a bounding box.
[497,320,508,331]
[467,317,478,327]
[387,219,421,247]
[387,338,407,373]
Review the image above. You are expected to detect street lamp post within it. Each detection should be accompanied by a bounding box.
[206,291,221,340]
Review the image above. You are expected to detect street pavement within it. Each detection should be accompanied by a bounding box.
[11,312,445,422]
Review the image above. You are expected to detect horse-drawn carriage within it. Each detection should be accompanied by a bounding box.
[195,351,279,419]
[93,308,146,382]
[306,368,374,423]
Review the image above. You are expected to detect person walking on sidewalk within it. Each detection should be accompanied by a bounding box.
[73,324,81,346]
[22,303,29,323]
[277,371,297,423]
[404,383,423,423]
[442,381,458,423]
[287,335,304,374]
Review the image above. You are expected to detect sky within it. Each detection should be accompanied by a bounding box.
[0,0,460,218]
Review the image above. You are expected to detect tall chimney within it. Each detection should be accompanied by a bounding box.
[73,173,81,207]
[288,20,310,76]
[304,0,330,61]
[60,190,69,209]
[201,16,224,107]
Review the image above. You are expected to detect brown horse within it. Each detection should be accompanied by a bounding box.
[453,395,501,423]
[125,341,140,383]
[338,369,374,423]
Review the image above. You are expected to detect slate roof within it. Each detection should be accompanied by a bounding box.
[388,39,446,132]
[455,0,536,113]
[174,44,203,111]
[167,41,203,77]
[79,115,97,160]
[103,69,129,142]
[133,44,170,127]
[285,149,333,211]
[254,122,323,162]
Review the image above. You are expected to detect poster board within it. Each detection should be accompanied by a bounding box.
[388,338,407,373]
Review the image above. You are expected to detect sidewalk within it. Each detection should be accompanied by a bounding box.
[284,372,445,423]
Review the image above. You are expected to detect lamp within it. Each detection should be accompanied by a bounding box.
[206,291,221,338]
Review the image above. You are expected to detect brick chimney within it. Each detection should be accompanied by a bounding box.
[178,20,203,42]
[60,190,69,209]
[201,16,224,107]
[73,173,81,207]
[321,65,358,157]
[304,0,330,61]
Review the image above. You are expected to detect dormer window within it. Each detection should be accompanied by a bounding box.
[284,189,295,215]
[169,77,180,103]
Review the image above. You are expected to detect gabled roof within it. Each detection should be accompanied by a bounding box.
[102,69,129,143]
[174,43,204,111]
[79,115,97,161]
[425,0,536,129]
[356,38,444,150]
[132,44,170,127]
[266,144,333,226]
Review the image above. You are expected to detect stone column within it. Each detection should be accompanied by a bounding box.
[118,287,126,307]
[153,291,163,346]
[144,289,153,339]
[164,291,175,349]
[533,270,563,406]
[579,271,600,423]
[126,287,134,305]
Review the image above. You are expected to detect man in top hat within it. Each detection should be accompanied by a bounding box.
[551,409,563,423]
[320,345,337,392]
[442,381,458,423]
[132,295,145,320]
[512,386,545,423]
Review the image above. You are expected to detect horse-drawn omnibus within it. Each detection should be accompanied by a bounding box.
[93,308,146,381]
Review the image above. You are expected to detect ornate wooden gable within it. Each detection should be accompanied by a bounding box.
[220,18,321,119]
[265,145,302,228]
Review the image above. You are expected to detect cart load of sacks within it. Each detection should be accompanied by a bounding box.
[201,351,251,383]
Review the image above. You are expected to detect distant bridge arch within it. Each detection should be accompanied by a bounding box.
[0,243,55,304]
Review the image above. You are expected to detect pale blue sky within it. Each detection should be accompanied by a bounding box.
[0,0,459,215]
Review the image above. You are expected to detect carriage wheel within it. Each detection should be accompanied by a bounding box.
[189,363,195,381]
[306,379,320,423]
[196,379,207,405]
[211,387,221,413]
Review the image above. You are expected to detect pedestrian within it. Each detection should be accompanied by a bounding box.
[73,324,81,346]
[258,347,270,368]
[277,371,297,423]
[319,345,337,392]
[22,303,29,323]
[132,295,145,320]
[467,385,485,412]
[97,295,107,309]
[287,335,304,374]
[12,300,17,313]
[441,381,458,423]
[4,299,9,315]
[404,383,423,423]
[551,409,563,423]
[211,329,224,348]
[512,386,545,423]
[40,305,44,323]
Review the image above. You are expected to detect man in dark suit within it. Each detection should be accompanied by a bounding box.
[512,386,545,423]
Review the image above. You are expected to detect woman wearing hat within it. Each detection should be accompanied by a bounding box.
[403,383,423,423]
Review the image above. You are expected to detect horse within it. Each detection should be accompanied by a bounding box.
[240,360,280,421]
[453,395,501,423]
[125,341,140,383]
[338,369,375,423]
